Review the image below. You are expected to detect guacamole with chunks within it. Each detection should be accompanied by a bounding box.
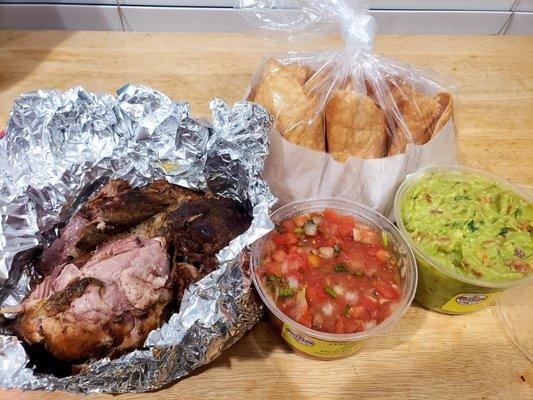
[401,170,532,282]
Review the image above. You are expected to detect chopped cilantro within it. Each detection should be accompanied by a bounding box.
[324,286,337,298]
[466,220,478,232]
[265,274,281,284]
[333,263,348,273]
[498,227,510,236]
[278,288,296,297]
[343,305,351,317]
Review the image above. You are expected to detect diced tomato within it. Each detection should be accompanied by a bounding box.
[272,232,298,246]
[286,253,307,271]
[272,250,286,263]
[337,215,355,236]
[375,249,390,263]
[342,318,364,333]
[305,283,327,304]
[285,233,299,245]
[293,215,307,227]
[361,228,379,245]
[298,311,312,328]
[261,260,281,275]
[323,208,339,223]
[373,280,399,301]
[511,261,530,274]
[271,233,284,246]
[263,239,277,255]
[358,293,380,311]
[282,219,297,232]
[349,305,366,319]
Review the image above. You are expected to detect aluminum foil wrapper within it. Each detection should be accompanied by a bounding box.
[0,84,275,394]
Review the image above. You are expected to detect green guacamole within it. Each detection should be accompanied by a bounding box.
[401,170,532,282]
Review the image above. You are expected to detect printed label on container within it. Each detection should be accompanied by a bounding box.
[441,292,500,313]
[281,323,365,358]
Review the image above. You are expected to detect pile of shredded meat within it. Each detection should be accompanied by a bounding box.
[2,179,251,369]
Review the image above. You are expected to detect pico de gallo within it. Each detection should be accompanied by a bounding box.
[258,208,402,334]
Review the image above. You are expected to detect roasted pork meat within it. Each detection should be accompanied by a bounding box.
[165,197,252,274]
[38,179,202,274]
[11,236,171,363]
[5,179,252,368]
[148,198,251,305]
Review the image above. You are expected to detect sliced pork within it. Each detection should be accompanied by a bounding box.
[13,236,171,363]
[38,179,202,274]
[132,197,252,306]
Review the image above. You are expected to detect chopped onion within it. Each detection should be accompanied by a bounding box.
[333,284,345,296]
[312,216,323,225]
[322,303,334,316]
[304,221,317,236]
[287,276,299,289]
[319,246,334,258]
[345,291,359,304]
[352,228,361,241]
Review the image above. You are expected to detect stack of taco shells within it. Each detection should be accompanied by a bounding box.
[247,54,456,219]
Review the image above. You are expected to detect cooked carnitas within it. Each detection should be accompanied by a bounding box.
[12,236,171,363]
[38,179,202,274]
[3,179,251,369]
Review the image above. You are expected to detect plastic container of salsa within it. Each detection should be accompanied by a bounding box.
[394,166,533,314]
[250,198,417,360]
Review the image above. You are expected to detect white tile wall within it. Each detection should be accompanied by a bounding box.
[1,1,530,10]
[0,5,123,30]
[0,3,531,34]
[506,12,533,33]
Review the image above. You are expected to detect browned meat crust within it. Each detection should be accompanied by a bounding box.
[14,179,251,370]
[38,179,203,274]
[166,197,251,274]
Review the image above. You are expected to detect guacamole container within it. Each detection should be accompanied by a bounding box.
[394,166,533,315]
[250,198,417,360]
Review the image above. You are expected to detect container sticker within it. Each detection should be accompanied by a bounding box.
[441,292,501,313]
[281,323,365,358]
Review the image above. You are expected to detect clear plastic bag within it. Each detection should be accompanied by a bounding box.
[238,0,457,217]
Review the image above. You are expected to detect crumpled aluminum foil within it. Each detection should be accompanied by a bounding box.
[0,84,276,394]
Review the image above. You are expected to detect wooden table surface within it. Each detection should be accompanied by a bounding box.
[0,31,532,400]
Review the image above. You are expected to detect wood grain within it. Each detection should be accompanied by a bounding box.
[0,31,532,400]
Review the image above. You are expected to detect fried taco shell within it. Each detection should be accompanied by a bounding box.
[387,84,452,155]
[251,59,325,152]
[325,81,386,162]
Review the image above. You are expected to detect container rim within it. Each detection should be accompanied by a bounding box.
[250,197,418,342]
[393,164,533,290]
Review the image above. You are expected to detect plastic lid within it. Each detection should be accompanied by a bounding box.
[493,281,533,361]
